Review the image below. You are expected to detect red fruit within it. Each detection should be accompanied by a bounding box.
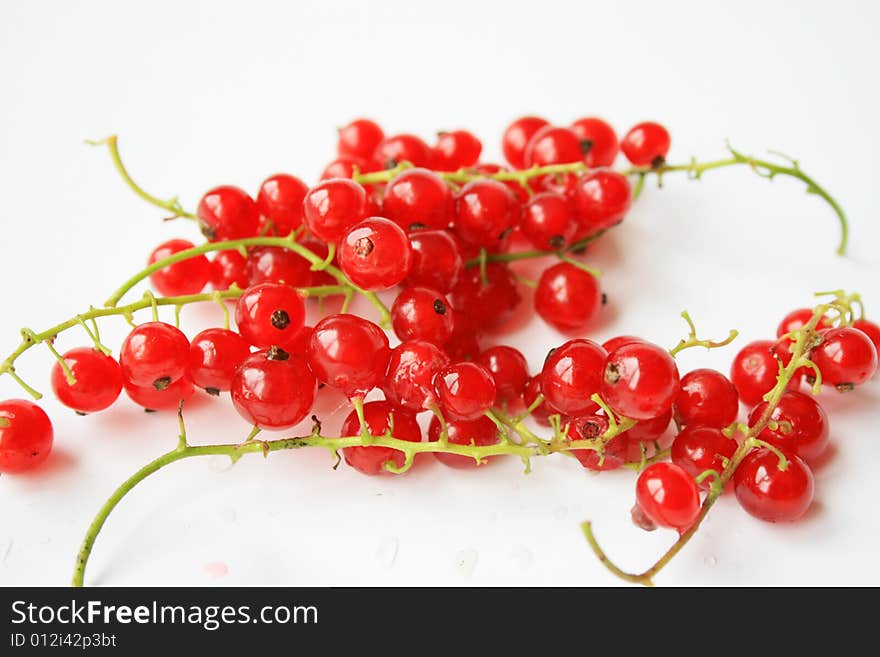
[434,362,496,421]
[523,125,583,167]
[568,414,626,471]
[433,130,482,171]
[230,348,316,430]
[245,246,312,288]
[338,118,385,161]
[148,239,210,296]
[308,314,390,398]
[601,335,645,353]
[391,287,454,345]
[502,116,550,169]
[734,448,814,522]
[572,170,632,232]
[287,325,313,358]
[535,262,602,332]
[0,399,54,473]
[522,375,553,426]
[338,217,413,290]
[570,117,619,167]
[210,250,249,291]
[197,185,259,241]
[730,340,778,407]
[385,340,450,411]
[404,230,463,293]
[673,368,739,429]
[853,318,880,353]
[521,192,577,251]
[321,156,373,180]
[671,425,738,490]
[623,408,673,445]
[477,346,529,405]
[602,342,680,420]
[119,322,190,390]
[454,179,520,248]
[541,339,607,416]
[776,307,833,338]
[472,163,531,203]
[811,326,878,389]
[444,314,482,362]
[634,462,701,531]
[450,262,521,329]
[256,174,308,236]
[302,178,367,243]
[124,376,195,412]
[373,133,432,169]
[340,400,421,475]
[235,283,306,350]
[749,390,829,463]
[428,414,500,468]
[188,328,251,394]
[620,122,671,167]
[382,168,453,232]
[51,347,123,413]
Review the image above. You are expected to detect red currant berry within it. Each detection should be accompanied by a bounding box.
[454,179,520,248]
[287,325,313,357]
[634,462,701,531]
[535,262,602,332]
[210,250,249,291]
[308,314,390,398]
[147,239,210,297]
[623,408,673,445]
[404,229,463,293]
[231,347,316,430]
[477,346,529,405]
[340,400,421,475]
[303,178,367,243]
[671,425,737,490]
[572,170,632,232]
[523,125,583,167]
[188,328,251,395]
[235,283,305,350]
[522,375,552,426]
[541,339,607,416]
[569,414,627,471]
[124,376,194,412]
[428,414,500,469]
[473,163,531,203]
[382,168,453,231]
[337,118,385,161]
[245,246,312,288]
[0,399,53,473]
[521,192,577,251]
[730,340,778,407]
[749,390,829,463]
[433,130,482,171]
[444,314,482,362]
[391,287,454,345]
[450,263,521,329]
[769,336,811,386]
[434,361,496,421]
[570,117,619,167]
[502,116,550,169]
[120,322,190,390]
[256,173,308,236]
[602,342,680,420]
[673,368,739,429]
[338,217,413,290]
[385,340,450,411]
[51,347,123,413]
[776,307,833,338]
[811,326,878,389]
[373,133,432,169]
[321,156,374,180]
[621,122,671,167]
[601,335,645,353]
[197,185,259,241]
[853,318,880,353]
[734,448,814,522]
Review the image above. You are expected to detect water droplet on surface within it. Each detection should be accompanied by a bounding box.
[376,536,399,569]
[455,548,479,578]
[510,545,533,570]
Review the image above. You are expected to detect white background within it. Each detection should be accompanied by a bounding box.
[1,0,878,587]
